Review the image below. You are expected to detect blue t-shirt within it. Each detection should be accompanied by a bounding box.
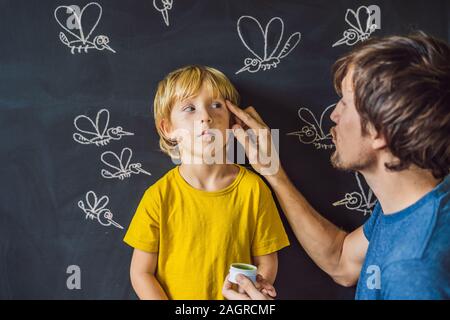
[356,175,450,300]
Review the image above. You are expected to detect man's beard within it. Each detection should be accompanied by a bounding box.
[330,149,344,169]
[330,148,374,172]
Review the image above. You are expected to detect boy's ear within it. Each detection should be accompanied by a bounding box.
[160,119,173,140]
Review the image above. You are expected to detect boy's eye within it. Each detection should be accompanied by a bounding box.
[211,102,222,109]
[183,105,195,112]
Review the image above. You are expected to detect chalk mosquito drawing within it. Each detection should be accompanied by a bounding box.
[73,109,134,147]
[153,0,173,26]
[236,16,301,74]
[101,147,151,180]
[287,104,335,150]
[332,5,381,47]
[54,2,116,54]
[78,191,123,229]
[333,173,377,216]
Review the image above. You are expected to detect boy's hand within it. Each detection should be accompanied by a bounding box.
[222,274,276,300]
[225,100,280,177]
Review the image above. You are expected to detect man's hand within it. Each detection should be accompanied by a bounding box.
[222,274,276,300]
[226,100,280,176]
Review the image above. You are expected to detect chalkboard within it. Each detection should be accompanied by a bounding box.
[0,0,449,299]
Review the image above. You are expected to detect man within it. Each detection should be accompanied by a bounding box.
[222,32,450,299]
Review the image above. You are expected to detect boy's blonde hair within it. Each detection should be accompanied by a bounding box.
[153,65,240,158]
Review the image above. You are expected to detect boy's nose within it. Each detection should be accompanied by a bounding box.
[199,110,213,124]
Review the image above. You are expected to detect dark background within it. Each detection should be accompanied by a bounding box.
[0,0,448,299]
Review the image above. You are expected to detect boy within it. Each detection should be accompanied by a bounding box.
[123,65,289,299]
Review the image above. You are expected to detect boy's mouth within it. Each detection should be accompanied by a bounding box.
[198,129,215,137]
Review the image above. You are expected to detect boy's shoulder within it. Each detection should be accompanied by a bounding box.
[236,165,273,194]
[142,166,179,198]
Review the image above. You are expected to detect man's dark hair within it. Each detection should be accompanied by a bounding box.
[333,32,450,179]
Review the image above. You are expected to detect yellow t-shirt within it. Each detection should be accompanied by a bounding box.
[123,164,290,300]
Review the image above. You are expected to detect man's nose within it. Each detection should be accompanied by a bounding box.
[330,102,340,124]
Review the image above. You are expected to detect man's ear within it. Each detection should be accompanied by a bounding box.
[369,125,387,150]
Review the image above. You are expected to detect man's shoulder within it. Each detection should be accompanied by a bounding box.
[425,176,450,253]
[436,180,450,221]
[405,182,450,273]
[434,174,450,217]
[360,177,450,299]
[424,190,450,258]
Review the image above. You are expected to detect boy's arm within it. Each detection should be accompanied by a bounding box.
[130,248,168,300]
[253,252,278,285]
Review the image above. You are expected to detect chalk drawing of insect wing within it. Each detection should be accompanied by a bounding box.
[78,191,123,229]
[333,172,377,216]
[236,16,301,74]
[332,5,381,47]
[101,147,151,180]
[54,2,116,54]
[153,0,173,26]
[73,109,134,147]
[287,104,335,150]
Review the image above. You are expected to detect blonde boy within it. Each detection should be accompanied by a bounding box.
[123,65,289,299]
